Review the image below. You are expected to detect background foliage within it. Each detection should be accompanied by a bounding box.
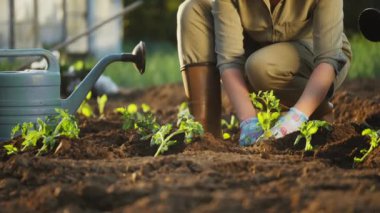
[123,0,380,42]
[2,0,380,89]
[123,0,181,43]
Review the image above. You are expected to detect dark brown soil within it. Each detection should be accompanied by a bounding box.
[1,79,380,212]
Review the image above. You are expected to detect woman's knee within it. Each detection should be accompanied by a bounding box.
[245,51,277,91]
[244,42,309,91]
[177,0,211,27]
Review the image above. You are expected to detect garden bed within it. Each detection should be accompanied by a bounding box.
[0,79,380,212]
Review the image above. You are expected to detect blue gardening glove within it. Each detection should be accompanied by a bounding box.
[270,107,308,139]
[239,117,264,146]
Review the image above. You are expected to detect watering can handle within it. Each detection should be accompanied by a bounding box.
[0,48,59,72]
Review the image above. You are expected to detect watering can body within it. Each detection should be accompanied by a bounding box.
[0,42,145,142]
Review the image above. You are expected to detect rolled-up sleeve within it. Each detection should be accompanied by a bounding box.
[313,0,347,74]
[212,0,245,73]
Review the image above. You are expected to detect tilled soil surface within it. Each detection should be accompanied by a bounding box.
[1,79,380,213]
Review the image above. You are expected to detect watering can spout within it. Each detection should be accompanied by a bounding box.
[62,41,146,114]
[359,8,380,42]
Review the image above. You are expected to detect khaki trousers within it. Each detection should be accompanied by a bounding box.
[177,0,351,112]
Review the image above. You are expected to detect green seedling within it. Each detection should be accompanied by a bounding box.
[221,115,239,140]
[73,60,85,71]
[152,103,204,157]
[97,94,108,118]
[9,108,80,156]
[115,103,160,140]
[223,133,231,140]
[10,122,34,139]
[250,90,281,139]
[176,102,191,125]
[78,92,109,118]
[77,91,94,118]
[3,144,18,155]
[221,115,239,130]
[176,103,204,144]
[354,128,380,163]
[294,120,331,151]
[141,103,151,113]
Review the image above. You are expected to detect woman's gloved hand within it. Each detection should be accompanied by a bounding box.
[239,117,264,146]
[270,107,308,139]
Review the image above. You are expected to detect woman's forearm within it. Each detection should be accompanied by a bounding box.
[221,68,257,121]
[294,63,336,116]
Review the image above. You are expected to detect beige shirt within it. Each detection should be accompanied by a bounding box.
[212,0,352,73]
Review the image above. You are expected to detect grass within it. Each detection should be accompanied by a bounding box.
[103,41,181,89]
[348,34,380,79]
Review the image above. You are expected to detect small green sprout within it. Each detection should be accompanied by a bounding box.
[176,102,191,125]
[97,94,108,118]
[221,115,239,130]
[176,104,204,144]
[115,103,160,140]
[77,91,94,118]
[354,128,380,163]
[223,133,231,140]
[9,108,80,156]
[221,115,239,140]
[294,120,331,151]
[141,103,151,113]
[73,60,85,71]
[3,144,18,155]
[250,90,281,139]
[10,122,34,139]
[152,104,204,157]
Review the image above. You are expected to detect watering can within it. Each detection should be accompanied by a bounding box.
[0,41,146,142]
[359,8,380,42]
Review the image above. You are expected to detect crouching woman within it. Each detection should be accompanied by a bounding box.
[177,0,351,145]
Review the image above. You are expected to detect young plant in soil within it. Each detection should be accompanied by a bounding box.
[152,103,204,157]
[250,90,281,139]
[115,103,160,140]
[6,108,80,156]
[354,128,380,163]
[78,92,108,119]
[294,120,331,151]
[97,94,108,119]
[3,144,18,155]
[77,91,94,118]
[221,115,239,140]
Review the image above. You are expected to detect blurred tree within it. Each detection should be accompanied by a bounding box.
[122,0,380,42]
[123,0,182,43]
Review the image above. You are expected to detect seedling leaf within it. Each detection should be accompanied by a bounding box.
[354,128,380,163]
[117,104,160,140]
[127,104,138,114]
[250,90,281,139]
[221,115,239,140]
[294,120,331,151]
[308,126,319,135]
[294,135,303,146]
[151,103,204,157]
[77,91,94,118]
[223,133,231,140]
[3,144,18,155]
[97,94,108,118]
[141,103,151,113]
